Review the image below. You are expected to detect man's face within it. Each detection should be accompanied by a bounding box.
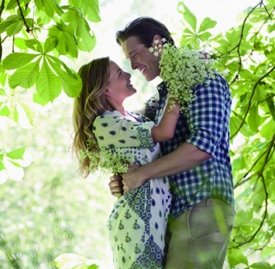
[121,36,161,82]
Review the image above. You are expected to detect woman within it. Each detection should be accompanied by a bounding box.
[72,57,180,269]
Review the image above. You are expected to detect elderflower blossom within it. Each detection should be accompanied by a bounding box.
[158,42,215,111]
[81,138,135,176]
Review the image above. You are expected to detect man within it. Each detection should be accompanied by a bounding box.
[110,17,235,269]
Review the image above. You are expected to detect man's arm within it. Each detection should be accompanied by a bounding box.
[120,142,212,193]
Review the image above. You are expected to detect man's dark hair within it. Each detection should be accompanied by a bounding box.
[116,17,175,48]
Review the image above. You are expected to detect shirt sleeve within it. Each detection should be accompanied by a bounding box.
[93,113,155,149]
[185,73,231,157]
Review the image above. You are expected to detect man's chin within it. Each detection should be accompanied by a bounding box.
[143,74,156,82]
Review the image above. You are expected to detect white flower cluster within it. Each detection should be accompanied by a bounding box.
[153,41,215,111]
[81,138,135,176]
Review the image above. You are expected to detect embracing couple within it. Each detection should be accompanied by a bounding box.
[72,17,236,269]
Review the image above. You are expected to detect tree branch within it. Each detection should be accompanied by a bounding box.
[16,0,31,33]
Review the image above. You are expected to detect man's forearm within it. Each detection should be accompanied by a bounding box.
[137,142,212,181]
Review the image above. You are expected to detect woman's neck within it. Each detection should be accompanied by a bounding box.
[106,100,126,116]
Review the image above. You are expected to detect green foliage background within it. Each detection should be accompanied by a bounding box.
[0,0,275,268]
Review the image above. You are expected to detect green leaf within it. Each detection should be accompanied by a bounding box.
[54,253,87,269]
[248,106,260,133]
[36,60,62,102]
[6,148,25,160]
[44,37,58,53]
[6,20,24,36]
[9,101,19,122]
[0,15,20,34]
[33,93,49,106]
[77,27,96,52]
[47,57,81,97]
[87,265,99,269]
[177,2,197,32]
[260,118,275,139]
[79,0,101,22]
[227,248,248,268]
[225,28,241,47]
[232,154,246,171]
[0,105,10,116]
[2,53,40,70]
[230,114,255,137]
[250,262,272,268]
[182,27,194,36]
[0,155,4,170]
[197,32,212,41]
[198,17,217,33]
[9,60,41,89]
[6,0,18,9]
[25,39,43,53]
[17,99,37,125]
[14,38,28,50]
[48,23,78,57]
[266,98,275,121]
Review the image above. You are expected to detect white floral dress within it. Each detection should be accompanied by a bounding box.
[93,110,172,269]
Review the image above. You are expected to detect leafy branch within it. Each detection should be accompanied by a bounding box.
[230,65,275,139]
[234,134,275,188]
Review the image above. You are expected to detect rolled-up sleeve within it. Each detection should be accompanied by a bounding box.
[93,114,155,149]
[185,75,231,157]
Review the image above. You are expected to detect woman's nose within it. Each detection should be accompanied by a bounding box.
[125,72,131,79]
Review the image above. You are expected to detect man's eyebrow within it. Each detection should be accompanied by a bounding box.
[128,49,138,57]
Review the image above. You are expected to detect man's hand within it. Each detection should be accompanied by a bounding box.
[109,175,123,197]
[122,163,145,193]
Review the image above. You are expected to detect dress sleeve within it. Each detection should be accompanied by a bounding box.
[93,114,155,149]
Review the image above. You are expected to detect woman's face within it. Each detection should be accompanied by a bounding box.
[106,61,136,102]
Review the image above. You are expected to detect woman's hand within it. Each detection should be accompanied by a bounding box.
[109,175,123,197]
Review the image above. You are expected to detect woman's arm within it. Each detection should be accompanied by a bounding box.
[151,99,180,142]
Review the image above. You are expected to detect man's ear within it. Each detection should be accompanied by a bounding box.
[151,34,162,47]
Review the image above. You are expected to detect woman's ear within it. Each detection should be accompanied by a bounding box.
[104,88,111,97]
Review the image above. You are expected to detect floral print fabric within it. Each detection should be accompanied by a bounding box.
[93,110,172,269]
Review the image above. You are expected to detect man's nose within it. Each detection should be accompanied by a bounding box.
[130,59,136,70]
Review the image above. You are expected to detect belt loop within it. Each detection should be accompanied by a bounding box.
[205,198,210,207]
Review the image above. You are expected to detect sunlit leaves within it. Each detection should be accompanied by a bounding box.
[177,2,217,48]
[198,17,216,32]
[36,60,62,102]
[48,22,78,57]
[227,248,249,268]
[69,0,101,22]
[0,148,32,183]
[177,2,197,32]
[2,53,40,70]
[54,253,101,269]
[77,26,97,52]
[48,58,82,98]
[9,60,41,89]
[0,15,24,36]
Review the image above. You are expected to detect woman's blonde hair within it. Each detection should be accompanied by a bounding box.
[72,57,110,177]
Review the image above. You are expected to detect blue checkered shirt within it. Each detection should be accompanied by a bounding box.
[145,72,235,218]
